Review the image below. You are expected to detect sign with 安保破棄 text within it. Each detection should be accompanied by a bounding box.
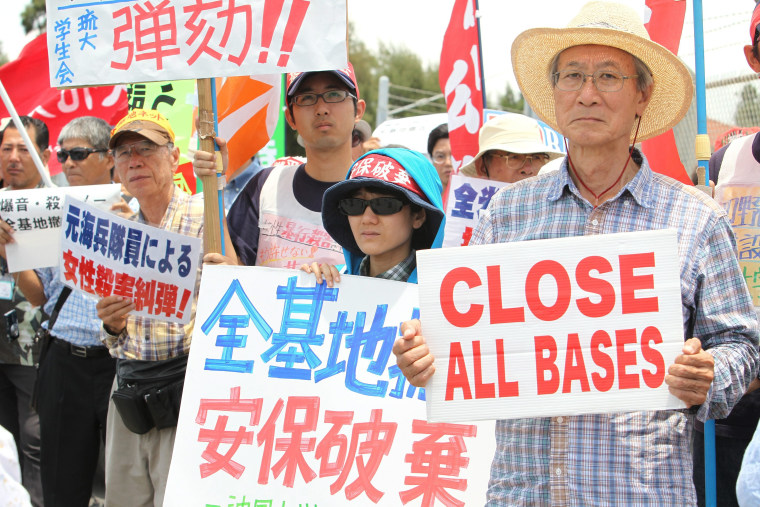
[1,184,122,272]
[59,195,201,324]
[417,229,686,423]
[46,0,347,87]
[164,266,495,506]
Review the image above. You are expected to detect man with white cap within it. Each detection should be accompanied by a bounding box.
[460,113,563,183]
[394,2,759,504]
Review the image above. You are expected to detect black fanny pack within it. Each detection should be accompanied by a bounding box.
[111,354,188,434]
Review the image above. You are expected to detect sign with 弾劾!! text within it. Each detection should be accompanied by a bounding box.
[417,229,686,423]
[46,0,347,87]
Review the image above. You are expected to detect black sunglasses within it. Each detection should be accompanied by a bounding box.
[57,147,107,163]
[338,197,407,216]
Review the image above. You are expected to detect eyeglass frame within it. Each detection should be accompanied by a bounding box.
[552,69,640,93]
[487,152,551,170]
[431,151,452,164]
[338,196,408,216]
[111,140,170,161]
[291,89,356,107]
[56,147,107,163]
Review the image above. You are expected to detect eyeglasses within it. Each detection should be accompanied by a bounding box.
[56,147,106,163]
[432,151,451,164]
[292,90,356,107]
[112,140,162,161]
[338,197,407,216]
[552,69,639,92]
[489,152,550,170]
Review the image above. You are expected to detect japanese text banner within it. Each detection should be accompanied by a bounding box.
[46,0,347,87]
[417,229,685,423]
[2,184,122,272]
[165,266,495,506]
[59,196,201,324]
[443,173,508,248]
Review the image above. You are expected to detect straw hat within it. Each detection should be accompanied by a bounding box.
[460,114,564,177]
[510,1,693,142]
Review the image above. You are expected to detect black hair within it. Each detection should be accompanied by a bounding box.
[286,72,358,124]
[427,123,449,156]
[1,116,49,151]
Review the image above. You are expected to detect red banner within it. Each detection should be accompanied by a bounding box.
[642,0,692,185]
[439,0,483,173]
[0,34,127,176]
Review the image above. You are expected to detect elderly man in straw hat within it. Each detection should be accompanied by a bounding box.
[460,113,564,183]
[393,1,759,504]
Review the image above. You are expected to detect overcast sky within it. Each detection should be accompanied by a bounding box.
[1,0,756,103]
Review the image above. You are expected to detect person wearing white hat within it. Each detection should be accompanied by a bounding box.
[394,2,759,505]
[460,113,563,183]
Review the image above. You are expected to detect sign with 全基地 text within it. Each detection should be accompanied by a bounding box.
[164,266,495,506]
[59,195,201,324]
[417,229,686,423]
[46,0,347,87]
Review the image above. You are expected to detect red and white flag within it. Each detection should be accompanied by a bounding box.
[439,0,484,173]
[0,34,127,176]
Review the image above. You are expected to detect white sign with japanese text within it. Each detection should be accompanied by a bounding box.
[46,0,347,87]
[417,229,686,423]
[165,266,495,506]
[442,173,508,248]
[2,183,122,272]
[59,196,201,324]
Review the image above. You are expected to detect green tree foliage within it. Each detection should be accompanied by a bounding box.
[497,83,525,114]
[0,43,8,67]
[735,84,760,127]
[22,0,46,34]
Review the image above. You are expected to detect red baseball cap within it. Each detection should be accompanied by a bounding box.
[750,2,760,45]
[285,63,359,106]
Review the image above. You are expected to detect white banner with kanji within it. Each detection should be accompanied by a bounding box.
[46,0,347,87]
[442,173,508,248]
[59,196,201,324]
[1,184,122,272]
[417,229,686,423]
[165,266,495,506]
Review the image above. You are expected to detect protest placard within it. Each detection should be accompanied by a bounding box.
[59,195,201,324]
[164,266,495,506]
[2,183,122,272]
[46,0,347,87]
[442,173,507,248]
[417,229,685,423]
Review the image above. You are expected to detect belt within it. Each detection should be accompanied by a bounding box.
[51,336,111,359]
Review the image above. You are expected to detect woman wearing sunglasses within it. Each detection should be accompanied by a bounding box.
[301,148,445,285]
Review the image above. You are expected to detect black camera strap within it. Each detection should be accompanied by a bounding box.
[47,286,72,334]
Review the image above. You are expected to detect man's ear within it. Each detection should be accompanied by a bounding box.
[475,158,487,178]
[745,45,760,73]
[284,107,297,130]
[40,148,50,166]
[355,99,366,121]
[412,207,426,230]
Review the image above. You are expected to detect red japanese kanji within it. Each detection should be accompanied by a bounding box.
[133,277,156,312]
[183,0,223,65]
[133,0,181,70]
[79,258,96,293]
[315,410,353,479]
[155,281,179,317]
[112,272,136,298]
[399,419,477,507]
[62,249,79,284]
[196,386,263,479]
[257,398,284,485]
[95,265,114,297]
[111,6,134,70]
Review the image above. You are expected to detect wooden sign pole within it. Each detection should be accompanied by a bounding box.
[197,77,222,254]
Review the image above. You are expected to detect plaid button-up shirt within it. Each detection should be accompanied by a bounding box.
[359,249,417,282]
[473,157,759,506]
[101,189,204,360]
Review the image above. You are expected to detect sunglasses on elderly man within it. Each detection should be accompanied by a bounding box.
[338,197,407,216]
[57,147,107,163]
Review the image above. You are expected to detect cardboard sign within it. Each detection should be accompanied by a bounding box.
[417,229,685,423]
[164,266,495,506]
[442,173,507,248]
[59,196,201,324]
[46,0,347,87]
[1,184,122,272]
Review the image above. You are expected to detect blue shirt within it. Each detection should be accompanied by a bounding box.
[474,156,759,506]
[36,266,103,347]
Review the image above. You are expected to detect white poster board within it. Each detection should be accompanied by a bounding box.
[1,183,121,272]
[46,0,347,87]
[442,173,507,248]
[417,229,685,423]
[165,266,495,506]
[59,196,201,324]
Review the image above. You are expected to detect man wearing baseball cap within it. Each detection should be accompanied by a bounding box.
[394,2,759,504]
[194,64,366,268]
[460,113,564,183]
[95,109,205,505]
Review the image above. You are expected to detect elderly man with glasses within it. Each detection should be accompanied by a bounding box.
[194,64,367,269]
[394,2,759,504]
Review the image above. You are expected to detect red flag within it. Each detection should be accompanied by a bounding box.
[643,0,692,185]
[0,34,127,176]
[439,0,484,173]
